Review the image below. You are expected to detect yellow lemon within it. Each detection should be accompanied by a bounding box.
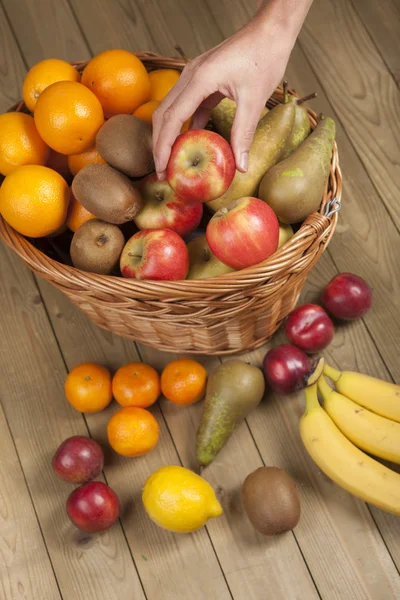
[142,465,223,533]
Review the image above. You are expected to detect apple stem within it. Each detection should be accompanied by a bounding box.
[175,44,189,64]
[192,156,200,167]
[282,80,289,104]
[297,92,317,105]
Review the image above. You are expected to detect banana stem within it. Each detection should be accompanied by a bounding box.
[317,376,333,399]
[324,364,341,382]
[304,384,320,413]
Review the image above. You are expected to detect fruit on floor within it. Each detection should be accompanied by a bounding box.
[66,191,96,232]
[167,129,236,203]
[96,114,154,178]
[142,465,223,533]
[46,149,72,182]
[161,358,207,406]
[285,304,334,353]
[112,362,161,408]
[263,344,323,395]
[133,100,160,124]
[81,49,150,116]
[259,116,336,224]
[67,144,106,177]
[23,58,80,112]
[0,112,49,176]
[300,384,400,516]
[52,436,104,484]
[72,164,143,225]
[318,376,400,465]
[120,229,189,281]
[278,222,294,248]
[324,364,400,423]
[196,360,265,467]
[206,197,279,270]
[186,235,235,279]
[34,81,104,155]
[64,362,112,413]
[242,467,300,535]
[70,219,125,274]
[206,101,296,213]
[107,406,159,457]
[211,97,268,142]
[0,165,69,237]
[148,69,180,101]
[67,481,120,533]
[322,272,372,320]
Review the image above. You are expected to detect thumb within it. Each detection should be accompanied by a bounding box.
[230,93,266,173]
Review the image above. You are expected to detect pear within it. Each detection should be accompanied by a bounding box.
[206,102,296,213]
[259,117,336,224]
[279,93,316,160]
[211,98,268,142]
[186,235,235,279]
[278,222,294,248]
[196,360,265,468]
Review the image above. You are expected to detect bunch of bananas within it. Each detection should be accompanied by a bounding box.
[300,365,400,516]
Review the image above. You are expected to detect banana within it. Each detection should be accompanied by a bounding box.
[318,376,400,464]
[324,364,400,423]
[300,384,400,516]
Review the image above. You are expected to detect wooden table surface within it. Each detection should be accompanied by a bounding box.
[1,1,399,599]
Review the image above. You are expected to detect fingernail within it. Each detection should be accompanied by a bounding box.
[157,171,166,182]
[239,152,248,173]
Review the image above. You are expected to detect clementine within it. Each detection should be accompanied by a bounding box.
[65,362,112,413]
[133,100,160,125]
[23,58,80,113]
[66,191,96,232]
[107,407,159,457]
[161,359,207,406]
[148,69,180,101]
[68,145,106,177]
[0,112,49,176]
[112,362,160,408]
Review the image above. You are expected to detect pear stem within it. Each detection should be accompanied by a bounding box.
[317,376,333,399]
[282,80,289,104]
[297,92,317,105]
[175,44,189,64]
[323,364,341,382]
[304,384,320,413]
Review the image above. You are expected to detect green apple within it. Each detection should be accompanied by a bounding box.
[278,222,294,248]
[187,235,235,280]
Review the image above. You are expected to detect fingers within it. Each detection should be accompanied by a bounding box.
[190,92,224,130]
[230,92,267,172]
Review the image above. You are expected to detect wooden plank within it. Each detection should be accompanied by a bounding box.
[0,403,62,600]
[351,0,400,87]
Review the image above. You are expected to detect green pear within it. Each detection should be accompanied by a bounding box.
[211,98,268,142]
[278,222,294,248]
[279,95,312,160]
[186,235,235,279]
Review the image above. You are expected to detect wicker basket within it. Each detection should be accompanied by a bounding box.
[0,51,342,355]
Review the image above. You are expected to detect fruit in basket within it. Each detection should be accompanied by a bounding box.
[72,164,143,224]
[263,344,324,395]
[318,376,400,464]
[242,467,300,535]
[211,97,268,142]
[67,145,106,177]
[196,360,265,467]
[133,100,160,124]
[96,114,154,178]
[70,219,125,274]
[23,58,80,112]
[47,150,72,182]
[66,191,96,232]
[285,304,334,353]
[278,222,294,248]
[0,165,69,237]
[148,69,180,101]
[187,235,235,279]
[166,129,236,203]
[52,436,104,484]
[112,362,160,408]
[67,481,120,533]
[300,384,400,516]
[324,364,400,423]
[65,362,112,413]
[81,49,150,116]
[279,88,316,160]
[161,358,207,406]
[206,102,296,213]
[142,465,223,533]
[134,173,203,237]
[206,197,279,269]
[259,117,336,224]
[322,273,372,320]
[0,113,50,176]
[120,229,189,280]
[107,406,159,457]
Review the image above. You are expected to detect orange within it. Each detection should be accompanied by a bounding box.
[0,165,70,238]
[65,362,112,413]
[133,100,160,125]
[81,49,150,117]
[66,190,96,232]
[46,149,71,181]
[149,69,180,101]
[0,112,49,176]
[107,406,159,457]
[68,144,106,176]
[161,359,207,406]
[34,81,104,155]
[23,58,80,113]
[112,362,160,408]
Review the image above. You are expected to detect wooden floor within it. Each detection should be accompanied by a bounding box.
[1,1,399,598]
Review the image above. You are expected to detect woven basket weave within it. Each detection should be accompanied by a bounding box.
[0,51,342,355]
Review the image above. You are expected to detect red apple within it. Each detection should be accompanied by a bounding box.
[120,229,189,280]
[285,304,334,353]
[206,197,279,269]
[134,173,203,237]
[52,436,104,484]
[66,481,120,533]
[263,344,312,394]
[322,272,372,320]
[166,129,236,203]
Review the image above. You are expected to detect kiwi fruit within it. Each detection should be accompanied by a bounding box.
[242,467,300,535]
[72,163,143,225]
[70,219,125,275]
[96,114,154,178]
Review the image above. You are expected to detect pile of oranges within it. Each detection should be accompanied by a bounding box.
[0,50,183,239]
[65,358,207,458]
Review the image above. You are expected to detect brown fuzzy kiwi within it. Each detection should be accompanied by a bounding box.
[72,163,143,225]
[70,219,125,275]
[96,114,154,178]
